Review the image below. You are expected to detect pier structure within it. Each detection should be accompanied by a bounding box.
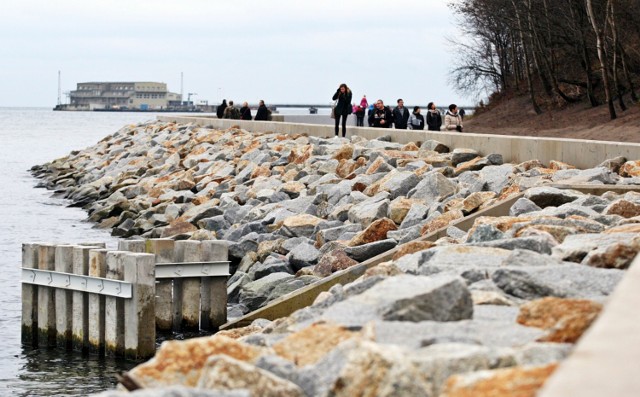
[21,239,228,360]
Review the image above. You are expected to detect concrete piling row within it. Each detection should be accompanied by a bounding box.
[21,238,229,361]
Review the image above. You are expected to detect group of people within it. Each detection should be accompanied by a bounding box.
[331,83,465,137]
[216,99,272,121]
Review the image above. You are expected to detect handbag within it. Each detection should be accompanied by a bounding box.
[330,100,337,119]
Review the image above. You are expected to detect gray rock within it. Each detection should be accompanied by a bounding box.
[250,259,294,280]
[399,203,429,229]
[387,223,423,244]
[446,225,468,240]
[344,238,397,262]
[239,272,295,311]
[321,275,473,327]
[227,271,251,303]
[408,172,457,204]
[524,186,583,208]
[552,167,620,185]
[478,164,516,193]
[197,215,230,232]
[471,235,558,255]
[513,342,573,366]
[466,224,504,243]
[281,237,315,253]
[347,194,391,227]
[94,386,250,397]
[501,249,564,267]
[420,139,450,153]
[266,275,320,303]
[286,243,321,270]
[492,268,571,299]
[377,171,421,200]
[509,198,542,217]
[316,224,362,245]
[451,148,479,166]
[552,232,639,262]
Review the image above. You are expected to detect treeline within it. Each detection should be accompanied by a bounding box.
[448,0,640,119]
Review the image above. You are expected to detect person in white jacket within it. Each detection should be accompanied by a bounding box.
[444,104,463,132]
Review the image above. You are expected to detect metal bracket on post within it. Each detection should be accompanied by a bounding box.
[21,268,132,298]
[155,261,230,279]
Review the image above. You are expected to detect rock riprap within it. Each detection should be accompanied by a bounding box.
[42,122,638,396]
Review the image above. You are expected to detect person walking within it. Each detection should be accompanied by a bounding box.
[408,106,425,130]
[332,83,353,137]
[426,102,442,131]
[392,99,410,129]
[368,99,393,128]
[254,100,271,121]
[239,101,252,120]
[216,99,227,119]
[444,104,463,132]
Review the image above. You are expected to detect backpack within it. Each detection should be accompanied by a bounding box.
[267,109,273,121]
[231,107,241,119]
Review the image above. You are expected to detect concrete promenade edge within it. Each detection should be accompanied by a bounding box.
[156,115,640,170]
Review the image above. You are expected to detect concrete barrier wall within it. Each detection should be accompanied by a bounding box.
[157,115,640,169]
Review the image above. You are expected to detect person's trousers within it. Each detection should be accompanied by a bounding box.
[356,116,364,127]
[335,114,348,137]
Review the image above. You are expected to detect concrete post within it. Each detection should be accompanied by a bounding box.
[37,244,57,347]
[145,239,175,332]
[123,253,156,360]
[105,251,127,357]
[118,239,146,253]
[172,242,185,332]
[201,240,229,331]
[88,249,108,355]
[176,240,202,331]
[21,243,39,346]
[54,245,75,349]
[71,246,96,352]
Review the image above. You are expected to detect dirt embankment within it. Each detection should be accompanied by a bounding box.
[464,94,640,143]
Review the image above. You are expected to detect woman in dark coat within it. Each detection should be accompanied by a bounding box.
[216,99,227,119]
[332,83,353,137]
[240,101,252,120]
[426,102,442,131]
[254,100,270,121]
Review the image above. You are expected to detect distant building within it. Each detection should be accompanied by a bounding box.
[68,81,182,110]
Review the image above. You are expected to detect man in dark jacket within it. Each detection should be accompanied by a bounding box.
[368,100,393,128]
[216,99,227,119]
[254,100,271,121]
[392,98,409,129]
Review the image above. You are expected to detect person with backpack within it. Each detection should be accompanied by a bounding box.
[408,106,425,130]
[223,100,240,119]
[355,105,366,127]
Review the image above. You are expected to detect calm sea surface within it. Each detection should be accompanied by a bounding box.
[0,106,316,396]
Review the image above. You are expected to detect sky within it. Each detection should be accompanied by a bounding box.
[0,0,470,108]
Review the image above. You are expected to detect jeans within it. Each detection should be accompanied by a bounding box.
[356,116,364,127]
[335,114,348,137]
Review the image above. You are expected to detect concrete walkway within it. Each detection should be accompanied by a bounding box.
[539,255,640,397]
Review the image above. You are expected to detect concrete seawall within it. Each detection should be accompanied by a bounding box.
[157,115,640,170]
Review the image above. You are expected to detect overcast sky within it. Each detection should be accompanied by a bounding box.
[1,0,469,108]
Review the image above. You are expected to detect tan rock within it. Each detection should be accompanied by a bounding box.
[197,355,304,397]
[443,364,557,397]
[515,224,575,243]
[128,335,266,388]
[421,210,464,235]
[392,241,436,260]
[463,191,497,213]
[333,144,354,161]
[444,198,465,213]
[329,341,432,397]
[363,261,403,278]
[454,157,485,175]
[281,169,299,182]
[402,142,420,151]
[517,297,602,343]
[288,145,313,164]
[498,184,521,200]
[581,239,640,269]
[604,199,640,218]
[604,223,640,234]
[518,159,546,171]
[273,322,360,367]
[251,164,272,179]
[549,160,576,170]
[314,249,358,277]
[619,160,640,177]
[471,290,515,306]
[280,181,305,197]
[336,159,359,178]
[348,218,397,247]
[365,157,386,175]
[388,198,422,224]
[216,325,264,340]
[257,239,285,262]
[161,220,198,238]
